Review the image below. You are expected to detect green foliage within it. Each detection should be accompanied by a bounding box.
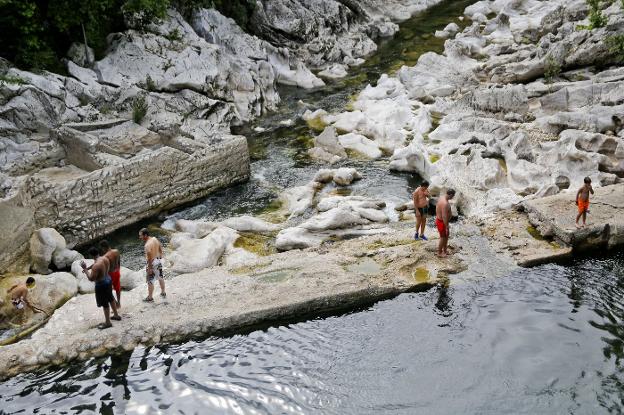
[544,55,561,83]
[164,28,182,42]
[0,0,255,71]
[123,0,169,29]
[0,74,27,85]
[587,0,607,29]
[132,95,148,124]
[607,34,624,63]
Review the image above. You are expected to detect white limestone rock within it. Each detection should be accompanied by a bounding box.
[168,226,239,275]
[174,219,218,239]
[318,64,349,79]
[30,228,67,274]
[338,133,383,159]
[220,216,280,234]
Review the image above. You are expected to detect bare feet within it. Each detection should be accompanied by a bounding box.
[575,223,582,229]
[436,252,448,258]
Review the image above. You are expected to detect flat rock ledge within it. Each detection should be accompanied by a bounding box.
[0,223,468,380]
[524,183,624,250]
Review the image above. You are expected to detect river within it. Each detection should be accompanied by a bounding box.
[4,0,624,413]
[1,251,623,414]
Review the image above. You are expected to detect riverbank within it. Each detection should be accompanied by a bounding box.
[5,182,618,380]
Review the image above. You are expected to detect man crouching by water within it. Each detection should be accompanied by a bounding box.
[435,189,455,258]
[81,247,121,329]
[7,277,49,324]
[139,228,166,302]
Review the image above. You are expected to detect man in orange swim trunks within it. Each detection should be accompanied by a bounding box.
[575,176,594,228]
[100,240,121,307]
[435,188,455,257]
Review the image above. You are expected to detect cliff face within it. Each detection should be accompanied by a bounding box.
[0,0,442,273]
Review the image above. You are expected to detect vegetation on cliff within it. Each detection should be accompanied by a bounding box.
[0,0,255,71]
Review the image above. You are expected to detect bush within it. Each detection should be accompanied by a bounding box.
[132,95,148,124]
[145,74,156,91]
[123,0,169,29]
[544,55,561,83]
[587,0,607,29]
[607,34,624,63]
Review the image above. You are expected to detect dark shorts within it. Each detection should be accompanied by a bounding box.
[95,277,115,308]
[416,207,427,216]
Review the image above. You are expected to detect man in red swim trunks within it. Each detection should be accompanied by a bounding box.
[435,188,455,257]
[100,240,122,307]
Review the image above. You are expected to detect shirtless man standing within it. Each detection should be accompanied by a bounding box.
[81,247,121,329]
[139,228,166,302]
[575,176,594,228]
[412,181,430,240]
[7,277,48,323]
[100,240,121,307]
[435,189,455,258]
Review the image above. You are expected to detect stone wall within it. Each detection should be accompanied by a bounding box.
[28,137,249,247]
[0,135,249,272]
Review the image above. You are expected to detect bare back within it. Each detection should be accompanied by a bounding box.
[9,284,28,302]
[103,249,120,272]
[436,196,451,224]
[145,237,163,264]
[90,257,110,283]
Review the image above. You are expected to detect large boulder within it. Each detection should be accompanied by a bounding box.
[29,228,66,274]
[168,226,238,274]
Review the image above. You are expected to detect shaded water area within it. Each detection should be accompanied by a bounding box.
[1,251,623,414]
[103,0,474,269]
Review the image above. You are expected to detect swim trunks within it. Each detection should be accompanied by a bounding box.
[416,207,427,216]
[12,298,24,310]
[110,268,121,293]
[147,258,163,285]
[95,276,114,308]
[436,218,447,237]
[578,199,590,213]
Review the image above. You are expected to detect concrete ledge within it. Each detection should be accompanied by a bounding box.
[524,183,624,250]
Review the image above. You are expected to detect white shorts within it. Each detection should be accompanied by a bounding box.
[147,258,163,285]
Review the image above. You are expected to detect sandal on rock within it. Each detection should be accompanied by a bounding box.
[111,316,122,321]
[98,323,112,330]
[143,297,154,302]
[160,292,167,298]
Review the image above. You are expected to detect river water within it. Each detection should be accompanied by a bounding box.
[4,1,624,413]
[1,251,623,414]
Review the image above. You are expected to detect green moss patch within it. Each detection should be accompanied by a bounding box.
[234,232,276,257]
[526,225,546,241]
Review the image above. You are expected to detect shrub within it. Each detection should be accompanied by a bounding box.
[132,95,148,124]
[122,0,169,29]
[0,74,27,85]
[587,0,607,29]
[607,34,624,63]
[164,28,182,42]
[544,55,561,83]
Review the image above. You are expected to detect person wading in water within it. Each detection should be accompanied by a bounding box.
[81,247,121,329]
[139,228,166,302]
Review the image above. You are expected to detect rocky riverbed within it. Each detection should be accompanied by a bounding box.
[1,0,623,381]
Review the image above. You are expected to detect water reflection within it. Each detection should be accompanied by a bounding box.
[1,251,624,414]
